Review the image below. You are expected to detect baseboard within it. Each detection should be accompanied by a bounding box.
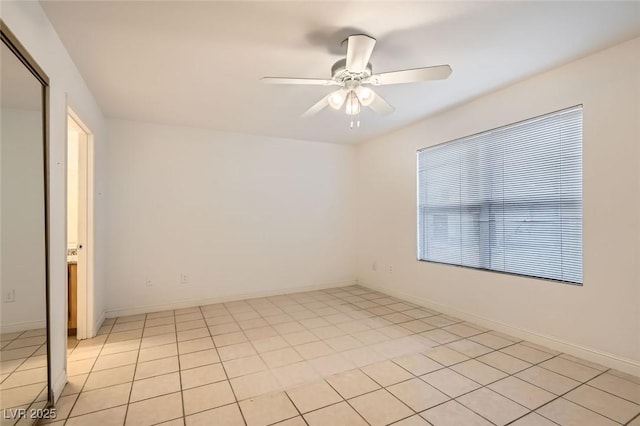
[0,320,46,334]
[105,280,357,318]
[51,369,67,404]
[360,281,640,377]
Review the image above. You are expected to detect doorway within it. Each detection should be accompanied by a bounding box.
[66,110,94,339]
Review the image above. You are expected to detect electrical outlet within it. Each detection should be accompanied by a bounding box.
[145,278,153,287]
[3,289,15,303]
[180,273,189,284]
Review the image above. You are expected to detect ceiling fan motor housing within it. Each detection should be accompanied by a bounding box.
[331,58,373,82]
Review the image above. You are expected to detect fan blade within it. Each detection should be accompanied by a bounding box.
[346,35,376,73]
[261,77,337,86]
[367,90,395,115]
[301,94,330,118]
[369,65,452,86]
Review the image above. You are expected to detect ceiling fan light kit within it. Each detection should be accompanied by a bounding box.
[261,34,453,126]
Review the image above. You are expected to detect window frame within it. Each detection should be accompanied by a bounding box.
[415,105,584,286]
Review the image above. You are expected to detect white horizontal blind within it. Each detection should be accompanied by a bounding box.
[417,106,583,284]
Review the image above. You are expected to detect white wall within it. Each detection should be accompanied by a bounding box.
[1,109,46,331]
[356,37,640,374]
[0,1,107,399]
[105,120,357,314]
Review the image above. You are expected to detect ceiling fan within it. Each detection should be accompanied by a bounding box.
[261,34,452,125]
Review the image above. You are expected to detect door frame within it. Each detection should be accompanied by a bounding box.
[67,107,95,339]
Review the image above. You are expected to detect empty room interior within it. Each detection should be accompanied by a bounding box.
[1,1,640,425]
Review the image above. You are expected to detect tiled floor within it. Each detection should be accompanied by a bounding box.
[9,286,640,425]
[0,328,49,418]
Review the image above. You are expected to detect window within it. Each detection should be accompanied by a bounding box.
[417,106,583,284]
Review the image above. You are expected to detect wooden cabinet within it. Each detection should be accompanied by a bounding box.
[68,263,77,335]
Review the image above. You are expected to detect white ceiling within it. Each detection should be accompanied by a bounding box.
[41,1,640,144]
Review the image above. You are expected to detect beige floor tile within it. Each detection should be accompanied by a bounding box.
[130,372,181,402]
[392,415,430,426]
[230,370,281,401]
[445,339,493,358]
[179,348,220,369]
[183,380,236,415]
[1,367,47,389]
[477,351,532,374]
[92,350,138,371]
[239,391,298,426]
[538,357,601,382]
[176,319,207,332]
[181,363,226,389]
[488,376,555,409]
[387,378,449,411]
[133,356,179,380]
[145,316,175,328]
[273,322,306,335]
[273,416,305,425]
[294,341,334,360]
[451,359,508,385]
[510,412,558,426]
[536,398,619,426]
[70,383,132,417]
[282,331,319,346]
[218,342,257,361]
[629,415,640,426]
[443,324,484,338]
[326,369,380,399]
[352,329,389,345]
[210,322,241,336]
[311,325,346,340]
[112,321,145,333]
[65,405,127,426]
[587,372,640,404]
[609,369,640,385]
[564,384,640,423]
[177,327,210,342]
[84,364,135,391]
[46,393,78,421]
[252,336,289,353]
[138,343,178,363]
[178,337,215,355]
[558,354,607,371]
[99,339,140,357]
[457,388,528,426]
[361,360,413,387]
[349,389,413,426]
[421,368,481,398]
[516,366,581,395]
[286,380,342,413]
[141,332,177,349]
[67,358,95,376]
[420,329,461,345]
[61,374,88,396]
[308,353,354,376]
[304,401,368,426]
[125,392,183,425]
[185,403,244,426]
[400,319,436,333]
[213,332,248,347]
[500,343,555,364]
[271,361,319,388]
[261,347,303,369]
[244,326,279,341]
[468,332,514,349]
[340,347,386,368]
[107,329,143,344]
[424,346,470,366]
[116,314,146,324]
[393,353,443,376]
[421,400,493,426]
[223,355,267,378]
[238,318,269,331]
